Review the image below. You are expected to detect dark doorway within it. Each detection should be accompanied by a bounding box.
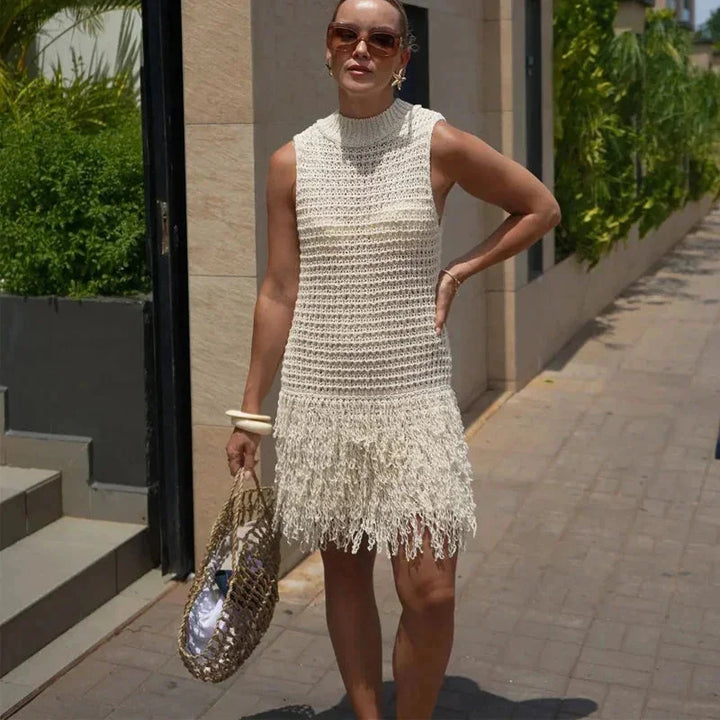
[140,0,194,578]
[526,0,544,281]
[399,4,429,107]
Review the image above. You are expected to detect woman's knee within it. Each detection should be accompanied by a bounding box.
[396,574,455,617]
[392,526,457,615]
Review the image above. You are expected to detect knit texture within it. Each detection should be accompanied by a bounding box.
[272,98,477,560]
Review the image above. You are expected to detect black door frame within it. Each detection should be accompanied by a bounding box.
[140,0,194,578]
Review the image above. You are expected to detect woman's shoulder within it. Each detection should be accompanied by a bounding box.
[269,140,296,177]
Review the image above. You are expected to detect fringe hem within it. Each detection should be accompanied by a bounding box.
[271,385,477,561]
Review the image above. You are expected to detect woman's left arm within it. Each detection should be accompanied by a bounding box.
[431,121,561,333]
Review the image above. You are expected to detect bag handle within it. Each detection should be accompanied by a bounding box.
[231,464,272,519]
[228,465,274,569]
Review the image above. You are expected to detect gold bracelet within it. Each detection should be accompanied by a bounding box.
[440,268,462,292]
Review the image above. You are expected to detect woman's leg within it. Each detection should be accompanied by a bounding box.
[390,527,457,720]
[320,540,384,720]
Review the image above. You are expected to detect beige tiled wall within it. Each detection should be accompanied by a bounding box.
[485,0,558,388]
[182,0,258,566]
[185,124,256,278]
[484,1,521,385]
[427,3,487,406]
[182,0,253,126]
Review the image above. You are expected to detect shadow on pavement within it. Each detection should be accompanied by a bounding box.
[239,676,598,719]
[546,212,720,373]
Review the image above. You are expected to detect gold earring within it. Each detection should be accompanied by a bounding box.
[391,67,406,90]
[326,62,333,77]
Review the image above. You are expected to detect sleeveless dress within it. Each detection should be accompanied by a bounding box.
[271,98,477,561]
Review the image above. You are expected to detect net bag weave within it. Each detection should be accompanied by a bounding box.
[177,465,281,683]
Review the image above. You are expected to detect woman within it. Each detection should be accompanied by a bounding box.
[226,0,561,718]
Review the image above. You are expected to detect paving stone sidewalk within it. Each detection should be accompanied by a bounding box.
[10,203,720,720]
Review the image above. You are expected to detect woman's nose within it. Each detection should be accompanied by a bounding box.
[353,39,370,58]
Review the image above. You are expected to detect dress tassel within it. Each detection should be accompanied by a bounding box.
[271,386,477,561]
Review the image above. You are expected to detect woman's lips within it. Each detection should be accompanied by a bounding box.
[348,66,372,75]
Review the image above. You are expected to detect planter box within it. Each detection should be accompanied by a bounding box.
[0,295,154,519]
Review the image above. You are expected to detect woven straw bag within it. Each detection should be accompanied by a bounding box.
[177,465,281,683]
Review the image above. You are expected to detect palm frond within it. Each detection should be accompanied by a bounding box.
[1,0,140,75]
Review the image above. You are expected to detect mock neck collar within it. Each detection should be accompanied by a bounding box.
[315,98,414,147]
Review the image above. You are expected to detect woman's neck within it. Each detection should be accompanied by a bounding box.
[337,89,396,119]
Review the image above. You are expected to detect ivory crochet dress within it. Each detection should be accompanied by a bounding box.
[271,98,477,561]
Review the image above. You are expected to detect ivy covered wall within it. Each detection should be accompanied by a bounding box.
[554,3,720,266]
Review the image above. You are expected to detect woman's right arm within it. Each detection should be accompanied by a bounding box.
[226,141,299,474]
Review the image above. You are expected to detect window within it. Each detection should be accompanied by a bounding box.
[680,1,691,24]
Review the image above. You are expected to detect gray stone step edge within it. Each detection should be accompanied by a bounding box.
[0,467,62,551]
[0,569,172,719]
[0,520,154,677]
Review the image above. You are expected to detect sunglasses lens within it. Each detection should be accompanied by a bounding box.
[368,33,399,54]
[329,27,359,49]
[328,24,401,56]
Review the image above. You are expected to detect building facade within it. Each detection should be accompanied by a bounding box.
[655,0,695,27]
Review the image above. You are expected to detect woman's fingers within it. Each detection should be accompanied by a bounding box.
[435,301,447,334]
[434,274,457,334]
[226,430,259,476]
[243,440,257,470]
[227,454,242,476]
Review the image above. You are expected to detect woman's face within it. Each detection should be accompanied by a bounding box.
[326,0,410,97]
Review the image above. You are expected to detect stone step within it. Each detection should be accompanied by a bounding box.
[0,466,62,550]
[0,516,153,677]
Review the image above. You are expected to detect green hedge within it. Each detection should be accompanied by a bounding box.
[0,72,149,298]
[554,3,720,266]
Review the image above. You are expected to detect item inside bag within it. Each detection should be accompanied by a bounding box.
[214,569,232,597]
[185,579,227,655]
[185,523,266,656]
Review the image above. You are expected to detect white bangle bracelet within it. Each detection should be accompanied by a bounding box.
[226,409,273,423]
[232,418,273,436]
